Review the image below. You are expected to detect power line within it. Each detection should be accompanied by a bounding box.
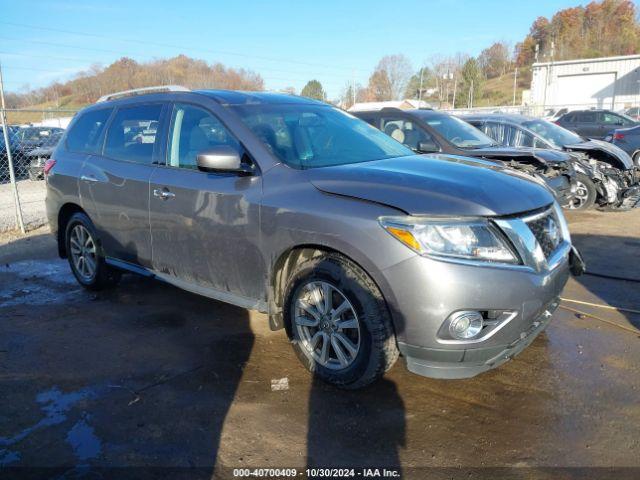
[0,36,352,80]
[0,21,366,74]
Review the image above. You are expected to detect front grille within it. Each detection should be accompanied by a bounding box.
[525,209,563,259]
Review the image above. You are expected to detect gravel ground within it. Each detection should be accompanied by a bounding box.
[0,180,47,232]
[0,210,639,479]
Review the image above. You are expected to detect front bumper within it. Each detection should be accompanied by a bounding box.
[400,298,559,379]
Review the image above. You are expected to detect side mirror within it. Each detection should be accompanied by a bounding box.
[196,146,253,175]
[417,141,440,153]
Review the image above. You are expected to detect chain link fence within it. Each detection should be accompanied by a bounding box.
[1,108,77,232]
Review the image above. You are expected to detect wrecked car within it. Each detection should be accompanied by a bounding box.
[46,86,583,389]
[353,108,577,208]
[464,114,640,211]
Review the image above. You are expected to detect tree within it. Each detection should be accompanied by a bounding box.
[516,0,640,67]
[404,67,433,99]
[372,54,413,100]
[301,80,325,100]
[459,58,483,107]
[478,42,512,79]
[340,82,367,109]
[366,69,393,101]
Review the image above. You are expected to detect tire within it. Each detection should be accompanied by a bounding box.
[567,173,597,210]
[65,212,121,291]
[633,151,640,168]
[283,252,399,389]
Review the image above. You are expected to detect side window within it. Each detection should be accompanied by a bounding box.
[358,115,379,128]
[576,112,596,123]
[601,112,630,126]
[514,129,535,147]
[66,108,112,154]
[381,117,436,151]
[483,122,512,146]
[104,104,163,164]
[167,103,241,169]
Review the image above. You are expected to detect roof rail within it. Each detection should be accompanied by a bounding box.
[96,85,190,103]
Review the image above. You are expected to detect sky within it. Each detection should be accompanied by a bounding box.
[0,0,587,99]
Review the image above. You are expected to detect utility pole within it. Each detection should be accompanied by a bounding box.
[452,73,457,109]
[418,67,424,105]
[0,62,25,234]
[512,67,518,106]
[351,69,356,107]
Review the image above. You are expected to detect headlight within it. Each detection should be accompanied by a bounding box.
[379,216,519,264]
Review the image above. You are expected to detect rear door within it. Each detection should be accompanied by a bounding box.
[149,102,263,301]
[80,102,167,266]
[573,111,600,138]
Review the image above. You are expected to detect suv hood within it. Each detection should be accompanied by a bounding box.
[307,154,554,217]
[464,146,571,165]
[564,139,633,170]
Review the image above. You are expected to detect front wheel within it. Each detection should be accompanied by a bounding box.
[65,212,121,290]
[284,252,398,389]
[567,173,597,210]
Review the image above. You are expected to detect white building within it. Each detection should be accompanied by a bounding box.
[530,54,640,112]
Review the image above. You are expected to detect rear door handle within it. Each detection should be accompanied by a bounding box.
[80,174,98,183]
[153,188,176,200]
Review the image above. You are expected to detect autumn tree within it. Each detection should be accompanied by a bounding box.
[516,0,640,66]
[340,82,367,109]
[368,54,413,100]
[478,42,512,79]
[366,69,393,101]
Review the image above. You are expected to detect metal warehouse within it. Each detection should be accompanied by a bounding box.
[530,54,640,112]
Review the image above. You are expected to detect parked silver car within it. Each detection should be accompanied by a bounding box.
[45,87,583,388]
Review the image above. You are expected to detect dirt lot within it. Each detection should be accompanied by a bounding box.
[1,209,639,479]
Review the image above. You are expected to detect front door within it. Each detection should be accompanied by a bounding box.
[149,102,263,303]
[80,103,166,265]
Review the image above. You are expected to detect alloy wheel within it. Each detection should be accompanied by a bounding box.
[69,224,97,282]
[568,181,590,209]
[293,281,361,370]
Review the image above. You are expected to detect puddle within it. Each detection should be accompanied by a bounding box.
[0,386,97,448]
[0,259,84,307]
[0,449,20,466]
[66,416,101,461]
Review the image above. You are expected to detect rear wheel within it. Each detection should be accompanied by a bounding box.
[567,173,597,210]
[65,212,120,290]
[632,151,640,167]
[284,252,398,389]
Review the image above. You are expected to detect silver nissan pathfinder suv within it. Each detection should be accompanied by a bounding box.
[45,87,583,389]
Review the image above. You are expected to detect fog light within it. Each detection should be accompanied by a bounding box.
[448,311,484,339]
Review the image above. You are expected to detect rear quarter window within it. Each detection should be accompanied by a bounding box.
[66,108,113,154]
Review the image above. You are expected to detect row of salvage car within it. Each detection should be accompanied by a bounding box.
[353,108,640,211]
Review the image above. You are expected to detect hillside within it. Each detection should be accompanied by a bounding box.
[5,55,264,109]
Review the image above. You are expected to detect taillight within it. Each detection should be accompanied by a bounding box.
[43,159,56,175]
[613,133,625,140]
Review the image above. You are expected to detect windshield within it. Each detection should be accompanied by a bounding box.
[230,104,412,168]
[417,113,497,148]
[522,119,582,147]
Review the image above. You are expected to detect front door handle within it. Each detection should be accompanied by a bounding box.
[153,188,176,200]
[80,174,98,183]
